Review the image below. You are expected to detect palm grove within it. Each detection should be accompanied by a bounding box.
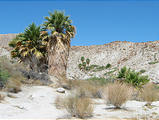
[9,11,76,78]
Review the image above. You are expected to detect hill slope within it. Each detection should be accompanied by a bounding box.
[0,34,159,83]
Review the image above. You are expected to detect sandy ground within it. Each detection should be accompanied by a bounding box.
[0,85,159,119]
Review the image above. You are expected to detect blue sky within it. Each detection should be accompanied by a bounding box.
[0,0,159,46]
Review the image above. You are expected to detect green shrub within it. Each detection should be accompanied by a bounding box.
[106,63,111,68]
[81,56,85,62]
[86,58,90,65]
[0,56,23,92]
[92,66,105,72]
[0,69,10,87]
[139,69,146,74]
[104,69,116,75]
[148,61,159,65]
[78,57,112,73]
[118,67,149,88]
[118,66,128,78]
[87,77,110,86]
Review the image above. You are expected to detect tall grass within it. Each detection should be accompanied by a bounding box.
[103,82,132,108]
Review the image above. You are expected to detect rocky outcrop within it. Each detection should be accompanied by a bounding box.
[0,34,17,49]
[0,34,17,58]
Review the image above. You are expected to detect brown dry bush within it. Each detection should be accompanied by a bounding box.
[57,76,102,98]
[0,94,5,102]
[140,83,159,103]
[103,82,132,108]
[76,81,102,98]
[63,95,94,118]
[54,96,65,109]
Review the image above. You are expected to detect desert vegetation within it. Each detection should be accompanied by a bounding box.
[0,56,23,93]
[140,83,159,104]
[117,66,149,88]
[0,9,158,119]
[63,95,93,118]
[103,82,132,108]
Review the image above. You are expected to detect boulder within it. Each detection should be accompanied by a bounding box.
[56,88,65,93]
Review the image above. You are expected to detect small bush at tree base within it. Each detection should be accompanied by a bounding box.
[64,95,93,118]
[103,82,132,108]
[0,69,9,88]
[0,56,23,92]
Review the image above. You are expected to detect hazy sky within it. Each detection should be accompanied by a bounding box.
[0,0,159,46]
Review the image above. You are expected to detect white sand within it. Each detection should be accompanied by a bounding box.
[0,85,158,119]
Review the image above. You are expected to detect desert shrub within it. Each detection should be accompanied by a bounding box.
[104,69,116,75]
[87,77,110,86]
[0,94,5,102]
[55,96,65,109]
[118,67,149,88]
[118,66,127,78]
[106,63,111,69]
[139,69,146,74]
[148,61,159,65]
[140,83,159,103]
[0,56,23,92]
[76,81,102,98]
[103,82,132,108]
[0,68,9,87]
[63,95,93,118]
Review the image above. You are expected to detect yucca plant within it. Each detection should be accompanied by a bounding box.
[78,57,91,71]
[42,10,76,77]
[81,56,85,62]
[86,58,90,65]
[9,23,47,72]
[118,67,149,88]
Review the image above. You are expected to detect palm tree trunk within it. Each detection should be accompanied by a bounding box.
[48,36,69,79]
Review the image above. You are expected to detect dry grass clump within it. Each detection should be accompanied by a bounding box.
[0,56,24,93]
[0,94,5,102]
[76,82,102,98]
[63,95,93,118]
[140,83,159,103]
[54,96,65,109]
[5,78,21,93]
[103,82,132,108]
[57,76,102,98]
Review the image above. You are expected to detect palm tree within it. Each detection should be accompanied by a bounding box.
[9,23,47,72]
[42,10,76,78]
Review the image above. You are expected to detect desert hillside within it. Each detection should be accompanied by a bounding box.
[1,34,159,83]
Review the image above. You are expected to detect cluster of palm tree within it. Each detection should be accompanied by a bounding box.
[9,10,76,77]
